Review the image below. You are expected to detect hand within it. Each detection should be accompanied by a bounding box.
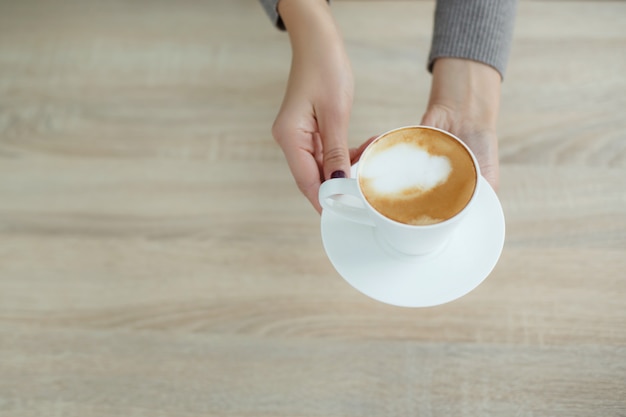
[272,0,353,213]
[421,58,502,190]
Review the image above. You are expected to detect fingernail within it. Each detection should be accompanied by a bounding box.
[330,170,346,179]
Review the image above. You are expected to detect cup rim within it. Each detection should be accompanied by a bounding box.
[355,125,481,229]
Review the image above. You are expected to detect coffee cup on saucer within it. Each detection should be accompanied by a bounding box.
[320,125,480,257]
[318,125,505,307]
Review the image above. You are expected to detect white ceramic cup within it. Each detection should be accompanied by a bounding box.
[318,126,481,256]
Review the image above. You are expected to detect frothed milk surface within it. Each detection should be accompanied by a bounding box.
[359,127,476,225]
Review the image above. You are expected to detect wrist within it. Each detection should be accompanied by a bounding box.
[427,58,501,129]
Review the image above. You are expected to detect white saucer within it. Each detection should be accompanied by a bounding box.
[320,174,505,308]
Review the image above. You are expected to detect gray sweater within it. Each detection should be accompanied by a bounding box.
[258,0,517,78]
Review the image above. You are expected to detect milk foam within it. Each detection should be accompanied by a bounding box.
[361,143,451,194]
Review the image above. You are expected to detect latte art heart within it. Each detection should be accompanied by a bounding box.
[360,143,452,195]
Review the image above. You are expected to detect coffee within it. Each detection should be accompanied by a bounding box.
[358,127,477,225]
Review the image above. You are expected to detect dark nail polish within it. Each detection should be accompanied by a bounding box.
[330,170,346,179]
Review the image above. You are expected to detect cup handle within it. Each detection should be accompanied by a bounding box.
[318,178,375,226]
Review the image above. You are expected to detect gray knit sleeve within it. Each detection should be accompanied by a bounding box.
[428,0,517,78]
[259,0,286,30]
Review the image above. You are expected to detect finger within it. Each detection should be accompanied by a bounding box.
[274,126,324,213]
[315,102,352,181]
[289,148,324,213]
[313,132,325,182]
[460,131,500,192]
[349,135,378,164]
[473,142,500,192]
[420,106,452,132]
[481,163,500,192]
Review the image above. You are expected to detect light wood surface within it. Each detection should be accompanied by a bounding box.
[1,0,625,416]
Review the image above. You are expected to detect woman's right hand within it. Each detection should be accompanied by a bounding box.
[272,0,354,213]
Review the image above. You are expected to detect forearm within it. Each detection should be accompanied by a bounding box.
[278,0,343,58]
[275,0,352,110]
[259,0,332,31]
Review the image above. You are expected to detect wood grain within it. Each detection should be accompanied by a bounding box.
[1,0,625,416]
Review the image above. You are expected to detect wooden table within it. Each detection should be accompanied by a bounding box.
[1,0,625,415]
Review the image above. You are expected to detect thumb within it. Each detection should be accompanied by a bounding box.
[316,105,352,180]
